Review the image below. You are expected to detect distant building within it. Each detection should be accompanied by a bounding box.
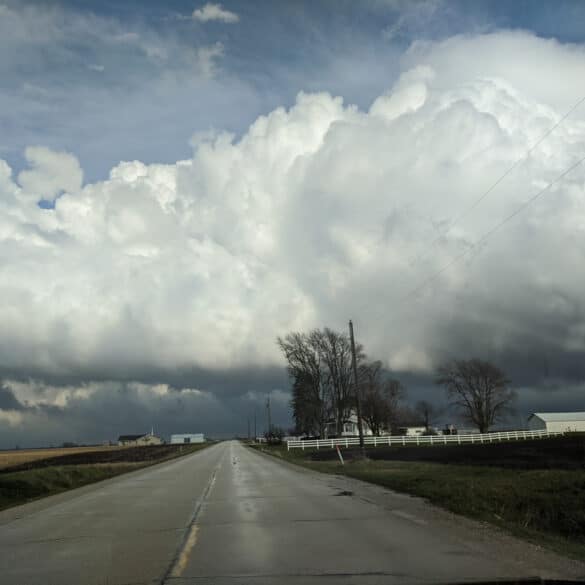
[170,433,205,444]
[118,433,163,446]
[396,426,427,437]
[325,410,374,438]
[527,412,585,433]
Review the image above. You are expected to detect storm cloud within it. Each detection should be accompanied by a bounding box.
[2,24,585,445]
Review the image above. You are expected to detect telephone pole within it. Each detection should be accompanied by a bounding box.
[266,396,272,433]
[349,319,365,456]
[254,410,257,442]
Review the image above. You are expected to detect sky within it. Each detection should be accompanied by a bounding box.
[2,0,585,447]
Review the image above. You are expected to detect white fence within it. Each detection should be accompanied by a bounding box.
[286,428,563,450]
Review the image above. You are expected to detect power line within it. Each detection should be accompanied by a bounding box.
[411,96,585,266]
[403,151,585,302]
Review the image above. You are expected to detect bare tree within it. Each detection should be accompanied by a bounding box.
[277,332,328,437]
[312,328,363,435]
[278,328,365,437]
[435,358,514,433]
[359,361,405,435]
[415,400,437,431]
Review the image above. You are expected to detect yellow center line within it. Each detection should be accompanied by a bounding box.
[170,525,199,577]
[164,450,223,581]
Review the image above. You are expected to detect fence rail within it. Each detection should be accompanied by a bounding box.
[286,428,563,450]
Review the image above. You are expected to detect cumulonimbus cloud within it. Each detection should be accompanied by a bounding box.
[1,31,585,391]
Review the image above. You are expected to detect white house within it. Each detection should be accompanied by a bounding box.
[118,433,163,446]
[527,412,585,433]
[170,433,205,444]
[325,411,374,438]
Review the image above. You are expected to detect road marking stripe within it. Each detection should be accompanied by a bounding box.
[160,449,224,583]
[170,525,198,577]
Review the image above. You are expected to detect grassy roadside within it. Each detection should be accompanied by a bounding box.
[0,443,211,511]
[251,443,585,561]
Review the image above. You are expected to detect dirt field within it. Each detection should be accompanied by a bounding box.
[308,434,585,469]
[0,446,121,471]
[0,444,201,473]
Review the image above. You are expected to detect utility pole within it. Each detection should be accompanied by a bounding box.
[266,396,272,433]
[254,410,257,442]
[349,319,365,456]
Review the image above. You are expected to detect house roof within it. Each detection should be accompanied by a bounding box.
[529,412,585,422]
[118,434,146,441]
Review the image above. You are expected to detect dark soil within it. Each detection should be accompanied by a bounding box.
[308,434,585,469]
[0,445,193,474]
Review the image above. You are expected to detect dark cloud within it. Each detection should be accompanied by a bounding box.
[0,385,24,411]
[0,377,293,448]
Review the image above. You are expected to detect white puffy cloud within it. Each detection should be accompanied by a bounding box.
[2,31,585,389]
[17,146,83,202]
[192,3,239,24]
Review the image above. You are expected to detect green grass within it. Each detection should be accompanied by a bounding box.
[0,465,139,510]
[0,443,211,511]
[251,443,585,560]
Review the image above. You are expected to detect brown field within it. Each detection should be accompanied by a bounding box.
[0,446,120,470]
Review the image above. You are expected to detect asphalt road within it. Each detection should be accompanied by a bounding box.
[1,440,584,585]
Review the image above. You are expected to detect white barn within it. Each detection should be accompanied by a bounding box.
[527,412,585,433]
[170,433,205,444]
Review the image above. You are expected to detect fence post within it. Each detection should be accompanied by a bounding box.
[345,438,348,448]
[430,435,433,446]
[457,434,461,445]
[416,436,420,446]
[402,436,405,446]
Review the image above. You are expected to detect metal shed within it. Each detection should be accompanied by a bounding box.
[527,412,585,433]
[170,433,205,444]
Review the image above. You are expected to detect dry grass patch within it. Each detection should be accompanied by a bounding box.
[0,446,121,470]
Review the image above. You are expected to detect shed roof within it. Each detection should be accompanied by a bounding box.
[118,434,146,441]
[529,412,585,422]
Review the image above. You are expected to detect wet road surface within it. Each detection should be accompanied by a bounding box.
[1,440,583,584]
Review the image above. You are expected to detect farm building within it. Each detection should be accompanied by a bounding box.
[324,411,374,438]
[397,426,427,437]
[170,433,205,444]
[527,412,585,433]
[118,433,163,446]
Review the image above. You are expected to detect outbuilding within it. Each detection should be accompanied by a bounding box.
[118,433,163,446]
[170,433,205,444]
[527,412,585,433]
[397,426,427,437]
